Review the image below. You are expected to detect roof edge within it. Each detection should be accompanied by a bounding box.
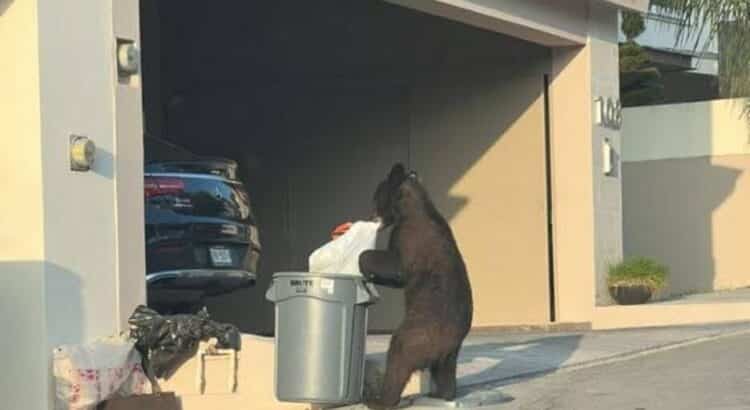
[598,0,650,13]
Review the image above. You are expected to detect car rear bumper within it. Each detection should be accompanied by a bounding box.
[147,269,256,296]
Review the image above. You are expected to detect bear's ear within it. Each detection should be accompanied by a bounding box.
[388,163,407,185]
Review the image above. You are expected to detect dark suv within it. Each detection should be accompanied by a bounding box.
[144,136,260,312]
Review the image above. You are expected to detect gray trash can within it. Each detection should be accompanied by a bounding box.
[266,272,379,405]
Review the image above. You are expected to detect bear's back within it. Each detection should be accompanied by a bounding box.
[392,181,472,329]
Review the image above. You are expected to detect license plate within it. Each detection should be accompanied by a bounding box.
[209,247,233,266]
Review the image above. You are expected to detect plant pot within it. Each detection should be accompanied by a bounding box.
[609,285,653,305]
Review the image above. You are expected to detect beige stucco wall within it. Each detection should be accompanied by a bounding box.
[411,63,551,326]
[0,0,45,262]
[36,0,120,345]
[0,1,49,408]
[623,99,750,298]
[624,156,749,297]
[548,44,604,320]
[623,99,750,163]
[1,0,144,407]
[547,44,595,322]
[594,302,750,330]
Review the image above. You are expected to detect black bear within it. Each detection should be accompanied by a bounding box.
[360,163,473,408]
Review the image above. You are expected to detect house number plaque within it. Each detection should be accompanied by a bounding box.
[594,97,622,130]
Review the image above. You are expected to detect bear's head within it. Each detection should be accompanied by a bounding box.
[372,163,419,226]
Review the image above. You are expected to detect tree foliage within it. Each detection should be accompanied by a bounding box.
[620,11,663,106]
[622,11,646,40]
[620,41,664,106]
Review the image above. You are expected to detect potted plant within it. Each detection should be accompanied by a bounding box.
[608,257,668,305]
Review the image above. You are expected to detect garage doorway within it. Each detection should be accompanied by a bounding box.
[139,0,554,334]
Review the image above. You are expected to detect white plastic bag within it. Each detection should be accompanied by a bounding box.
[53,334,152,410]
[309,221,381,275]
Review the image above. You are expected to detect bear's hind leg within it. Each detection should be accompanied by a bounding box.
[370,329,430,409]
[429,349,459,401]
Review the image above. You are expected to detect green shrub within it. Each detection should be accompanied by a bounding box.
[608,257,668,291]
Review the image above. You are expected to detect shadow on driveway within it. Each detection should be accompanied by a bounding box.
[457,335,582,388]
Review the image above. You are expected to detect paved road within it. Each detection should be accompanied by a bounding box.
[486,332,750,410]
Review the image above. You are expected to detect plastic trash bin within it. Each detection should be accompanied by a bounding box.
[266,272,379,405]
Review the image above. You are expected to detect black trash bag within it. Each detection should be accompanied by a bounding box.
[128,305,241,380]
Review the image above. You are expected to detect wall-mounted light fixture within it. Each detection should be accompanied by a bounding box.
[116,38,140,77]
[70,135,96,172]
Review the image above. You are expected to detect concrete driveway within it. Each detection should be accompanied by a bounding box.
[346,322,750,409]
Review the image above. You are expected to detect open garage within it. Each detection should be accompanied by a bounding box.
[140,0,555,334]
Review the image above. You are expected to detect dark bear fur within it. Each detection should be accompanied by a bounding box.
[360,164,473,408]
